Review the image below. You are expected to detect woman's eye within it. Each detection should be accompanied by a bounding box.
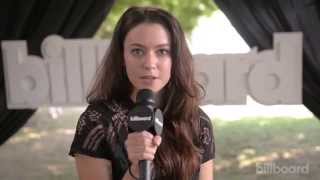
[158,49,170,56]
[131,48,144,56]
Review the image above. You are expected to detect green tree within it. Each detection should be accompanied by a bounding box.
[95,0,218,38]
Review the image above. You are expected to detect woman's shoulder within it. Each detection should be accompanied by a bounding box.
[84,98,132,127]
[82,100,112,119]
[198,107,214,145]
[198,107,211,123]
[76,98,131,142]
[78,99,126,125]
[86,98,131,115]
[198,107,215,161]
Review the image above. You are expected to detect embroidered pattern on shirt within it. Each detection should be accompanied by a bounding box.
[76,109,102,136]
[82,124,105,151]
[104,100,129,149]
[200,127,210,145]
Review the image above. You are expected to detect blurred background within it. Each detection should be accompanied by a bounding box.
[0,0,319,180]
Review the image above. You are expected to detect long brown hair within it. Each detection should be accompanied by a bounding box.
[87,6,204,179]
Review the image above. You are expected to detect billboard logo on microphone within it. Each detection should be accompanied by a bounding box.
[130,116,152,121]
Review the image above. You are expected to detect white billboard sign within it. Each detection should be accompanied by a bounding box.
[1,33,302,109]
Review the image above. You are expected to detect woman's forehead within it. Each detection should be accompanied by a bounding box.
[124,23,171,47]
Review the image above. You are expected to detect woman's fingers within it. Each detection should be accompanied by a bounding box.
[128,144,157,155]
[126,131,162,163]
[126,131,153,148]
[153,135,162,146]
[127,146,157,162]
[132,151,155,161]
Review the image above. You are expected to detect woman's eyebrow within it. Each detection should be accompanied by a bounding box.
[155,43,170,48]
[128,43,170,48]
[128,43,145,48]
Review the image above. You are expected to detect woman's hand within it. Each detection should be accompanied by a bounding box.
[126,131,162,163]
[125,131,162,177]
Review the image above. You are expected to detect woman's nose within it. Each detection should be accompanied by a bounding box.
[143,52,157,70]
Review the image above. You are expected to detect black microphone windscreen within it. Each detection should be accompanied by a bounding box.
[136,89,155,106]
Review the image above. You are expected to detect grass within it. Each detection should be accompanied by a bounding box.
[0,108,81,180]
[214,116,320,180]
[0,108,319,180]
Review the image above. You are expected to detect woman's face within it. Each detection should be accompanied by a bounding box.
[124,23,172,99]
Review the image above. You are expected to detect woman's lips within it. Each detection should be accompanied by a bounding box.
[140,75,158,85]
[140,75,157,79]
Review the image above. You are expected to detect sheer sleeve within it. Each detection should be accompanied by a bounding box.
[199,109,215,163]
[69,103,113,159]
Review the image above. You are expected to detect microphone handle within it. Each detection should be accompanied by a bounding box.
[139,160,151,180]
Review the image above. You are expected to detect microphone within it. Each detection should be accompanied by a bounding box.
[128,89,163,180]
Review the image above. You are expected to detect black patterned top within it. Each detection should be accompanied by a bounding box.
[69,98,214,180]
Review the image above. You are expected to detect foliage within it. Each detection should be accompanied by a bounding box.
[95,0,218,38]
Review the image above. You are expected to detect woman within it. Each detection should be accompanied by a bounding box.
[69,6,214,180]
